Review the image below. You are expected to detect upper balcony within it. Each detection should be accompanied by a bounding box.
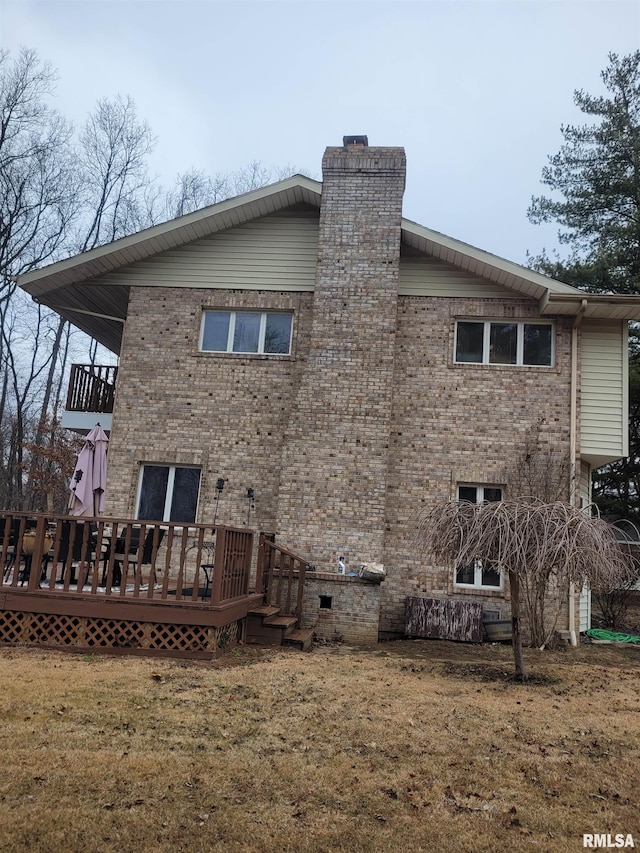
[62,364,118,434]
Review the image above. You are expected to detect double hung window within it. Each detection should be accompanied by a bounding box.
[455,484,503,589]
[136,464,201,523]
[455,321,553,366]
[201,311,293,355]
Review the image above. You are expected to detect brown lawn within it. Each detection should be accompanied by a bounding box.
[0,638,639,853]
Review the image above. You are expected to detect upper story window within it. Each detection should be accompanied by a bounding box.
[455,320,553,366]
[455,484,503,589]
[201,311,293,355]
[136,464,201,523]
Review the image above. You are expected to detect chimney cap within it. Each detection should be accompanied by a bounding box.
[343,135,368,147]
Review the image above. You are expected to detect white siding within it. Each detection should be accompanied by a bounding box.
[399,254,520,298]
[578,461,592,633]
[91,210,319,292]
[581,321,628,466]
[579,585,592,633]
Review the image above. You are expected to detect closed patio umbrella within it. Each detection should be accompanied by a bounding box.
[68,423,109,516]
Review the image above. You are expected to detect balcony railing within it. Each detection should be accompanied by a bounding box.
[66,364,118,414]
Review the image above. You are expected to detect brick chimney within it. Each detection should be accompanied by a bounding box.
[277,138,406,571]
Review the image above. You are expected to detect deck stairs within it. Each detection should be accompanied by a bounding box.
[246,604,314,651]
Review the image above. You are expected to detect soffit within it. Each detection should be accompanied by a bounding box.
[541,292,640,321]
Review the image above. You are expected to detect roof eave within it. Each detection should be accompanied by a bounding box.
[18,175,322,295]
[541,291,640,321]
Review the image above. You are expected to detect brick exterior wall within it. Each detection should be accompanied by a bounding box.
[300,572,382,645]
[103,142,576,644]
[378,296,574,636]
[106,288,313,537]
[276,145,406,572]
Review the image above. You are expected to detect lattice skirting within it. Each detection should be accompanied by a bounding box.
[0,610,241,657]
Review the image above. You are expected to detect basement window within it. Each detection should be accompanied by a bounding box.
[319,595,333,610]
[201,311,293,355]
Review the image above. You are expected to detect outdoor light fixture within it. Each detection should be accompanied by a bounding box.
[213,477,227,523]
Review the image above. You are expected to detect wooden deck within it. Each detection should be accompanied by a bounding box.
[1,512,261,658]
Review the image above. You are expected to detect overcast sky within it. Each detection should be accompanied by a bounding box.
[2,0,639,266]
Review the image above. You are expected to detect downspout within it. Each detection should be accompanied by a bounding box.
[568,298,588,646]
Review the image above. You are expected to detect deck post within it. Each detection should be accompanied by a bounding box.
[26,516,47,592]
[255,533,265,598]
[211,526,226,606]
[296,559,306,627]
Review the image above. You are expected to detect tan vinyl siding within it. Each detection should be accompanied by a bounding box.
[398,254,520,298]
[90,210,319,292]
[581,320,628,464]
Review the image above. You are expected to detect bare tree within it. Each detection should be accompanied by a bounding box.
[146,161,304,224]
[0,48,80,508]
[0,48,307,511]
[0,49,77,302]
[503,418,569,504]
[76,94,156,251]
[416,499,633,680]
[151,168,232,221]
[497,420,572,643]
[24,95,157,507]
[0,294,56,507]
[592,519,640,630]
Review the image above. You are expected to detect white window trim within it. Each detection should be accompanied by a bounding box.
[200,310,293,355]
[454,558,503,591]
[458,484,503,503]
[454,483,504,591]
[454,320,554,367]
[135,463,202,523]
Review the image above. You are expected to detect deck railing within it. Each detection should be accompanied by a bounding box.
[256,533,309,623]
[65,364,118,413]
[1,511,253,608]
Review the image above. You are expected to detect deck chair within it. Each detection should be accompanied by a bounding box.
[102,527,141,587]
[55,521,97,587]
[138,527,165,586]
[102,527,164,587]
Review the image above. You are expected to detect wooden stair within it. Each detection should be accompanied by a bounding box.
[246,604,314,651]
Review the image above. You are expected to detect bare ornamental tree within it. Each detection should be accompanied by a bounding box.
[416,499,634,680]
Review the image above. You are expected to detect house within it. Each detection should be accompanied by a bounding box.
[19,136,640,644]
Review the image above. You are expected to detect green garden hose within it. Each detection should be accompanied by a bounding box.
[586,628,640,643]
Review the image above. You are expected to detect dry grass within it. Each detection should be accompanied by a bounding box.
[1,639,639,853]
